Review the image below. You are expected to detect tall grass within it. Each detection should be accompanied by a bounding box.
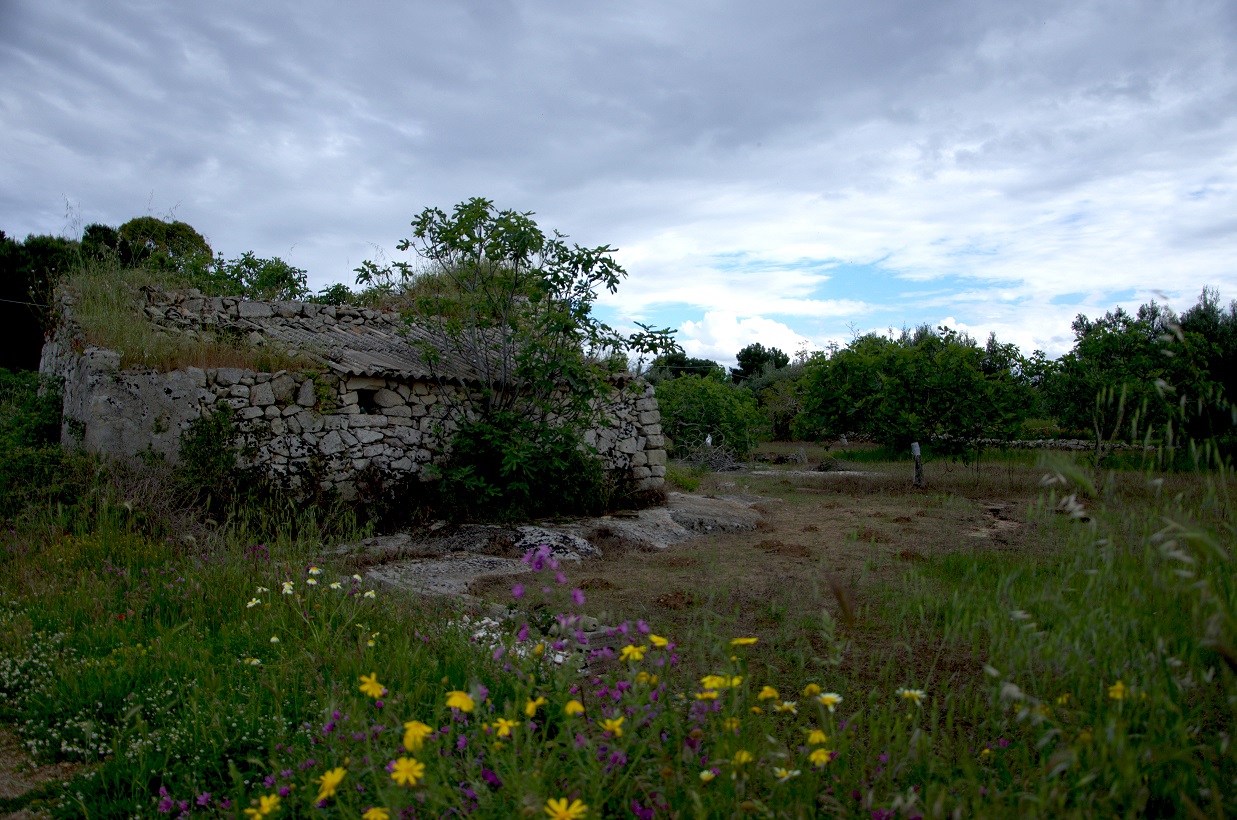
[0,447,1233,817]
[61,260,306,373]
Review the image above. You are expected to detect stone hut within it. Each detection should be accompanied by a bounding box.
[39,287,667,500]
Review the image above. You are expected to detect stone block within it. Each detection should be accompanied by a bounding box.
[645,434,665,448]
[319,431,345,455]
[630,465,653,479]
[636,398,658,412]
[385,405,412,417]
[237,301,273,319]
[270,374,296,403]
[649,465,667,477]
[301,413,325,433]
[340,391,359,406]
[339,405,360,415]
[296,379,317,407]
[646,449,667,466]
[391,457,414,471]
[374,388,403,407]
[616,437,641,454]
[324,415,348,430]
[215,368,245,387]
[642,424,662,436]
[355,428,384,445]
[362,444,385,458]
[269,418,285,436]
[345,376,386,391]
[250,381,276,406]
[229,384,250,399]
[282,404,300,416]
[339,430,359,447]
[630,451,648,466]
[638,410,661,425]
[222,397,248,410]
[240,406,264,420]
[185,367,206,388]
[264,405,281,419]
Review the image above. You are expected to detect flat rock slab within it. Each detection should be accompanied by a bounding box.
[366,553,531,598]
[335,492,765,601]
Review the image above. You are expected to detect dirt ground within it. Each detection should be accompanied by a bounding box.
[467,448,1052,690]
[0,728,84,820]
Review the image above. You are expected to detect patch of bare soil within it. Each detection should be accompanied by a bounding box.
[0,727,83,819]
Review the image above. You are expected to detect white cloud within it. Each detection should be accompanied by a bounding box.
[677,312,817,367]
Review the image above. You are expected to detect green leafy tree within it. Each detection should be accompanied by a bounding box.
[117,216,213,271]
[731,343,790,383]
[210,252,310,300]
[380,197,676,518]
[655,375,762,454]
[794,326,1032,455]
[647,351,726,382]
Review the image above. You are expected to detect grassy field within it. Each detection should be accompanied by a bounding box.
[1,447,1234,818]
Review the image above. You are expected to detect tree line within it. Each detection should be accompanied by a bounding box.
[652,290,1237,464]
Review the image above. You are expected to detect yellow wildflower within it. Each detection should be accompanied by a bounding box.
[750,706,763,714]
[315,767,346,803]
[730,637,758,646]
[635,671,657,685]
[817,692,843,712]
[243,794,281,818]
[694,690,719,700]
[732,750,754,765]
[308,566,321,575]
[446,690,476,712]
[699,769,716,783]
[803,683,821,697]
[390,757,425,787]
[809,748,835,766]
[774,767,801,782]
[402,720,433,752]
[564,699,585,716]
[1056,692,1072,706]
[723,717,740,732]
[493,717,519,738]
[758,686,779,701]
[620,644,647,662]
[359,673,385,699]
[807,729,828,745]
[700,675,729,690]
[526,696,548,717]
[774,700,798,714]
[649,634,669,648]
[362,809,390,820]
[1108,680,1127,701]
[600,717,624,737]
[544,797,588,820]
[533,642,545,657]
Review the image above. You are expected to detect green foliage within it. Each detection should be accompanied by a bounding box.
[795,326,1032,453]
[433,411,611,521]
[0,370,81,521]
[655,374,762,454]
[312,282,358,306]
[646,351,725,382]
[116,216,213,272]
[731,342,789,383]
[203,251,310,301]
[372,198,676,514]
[175,405,243,508]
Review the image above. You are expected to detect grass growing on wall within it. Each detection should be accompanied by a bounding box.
[60,260,308,373]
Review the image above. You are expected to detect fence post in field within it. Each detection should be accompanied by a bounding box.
[911,441,925,488]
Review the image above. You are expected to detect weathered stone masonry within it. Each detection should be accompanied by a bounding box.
[40,288,667,500]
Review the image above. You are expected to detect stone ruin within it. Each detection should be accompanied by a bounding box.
[39,287,667,500]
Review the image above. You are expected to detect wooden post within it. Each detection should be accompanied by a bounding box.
[911,441,925,488]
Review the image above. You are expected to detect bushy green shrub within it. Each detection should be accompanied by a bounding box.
[435,411,611,521]
[655,374,762,455]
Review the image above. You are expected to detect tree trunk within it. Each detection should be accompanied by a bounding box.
[911,441,925,488]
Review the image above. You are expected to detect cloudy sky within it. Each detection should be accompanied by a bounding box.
[3,0,1235,365]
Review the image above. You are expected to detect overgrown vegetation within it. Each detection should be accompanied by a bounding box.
[653,289,1237,467]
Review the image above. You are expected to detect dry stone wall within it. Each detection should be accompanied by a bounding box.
[40,289,666,500]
